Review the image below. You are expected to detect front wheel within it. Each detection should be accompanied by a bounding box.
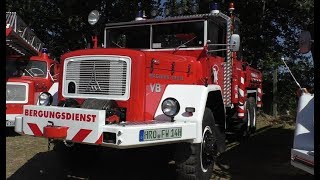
[175,108,217,180]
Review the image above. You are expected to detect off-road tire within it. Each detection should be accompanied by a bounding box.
[175,108,217,180]
[247,97,257,133]
[242,97,257,138]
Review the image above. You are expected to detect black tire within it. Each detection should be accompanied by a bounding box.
[243,97,257,137]
[175,108,217,180]
[247,97,257,133]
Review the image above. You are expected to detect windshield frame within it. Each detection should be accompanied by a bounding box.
[6,59,48,78]
[23,60,48,78]
[104,19,206,51]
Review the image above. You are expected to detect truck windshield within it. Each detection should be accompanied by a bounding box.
[6,60,18,77]
[7,60,47,78]
[105,26,150,49]
[152,21,204,49]
[22,60,47,77]
[105,20,204,49]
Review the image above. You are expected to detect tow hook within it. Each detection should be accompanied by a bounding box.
[48,138,53,151]
[43,121,68,138]
[47,121,54,151]
[63,140,74,147]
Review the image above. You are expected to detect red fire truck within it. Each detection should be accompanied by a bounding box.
[6,12,59,127]
[15,3,262,179]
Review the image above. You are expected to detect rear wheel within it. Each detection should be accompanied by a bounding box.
[175,108,217,180]
[242,97,257,137]
[248,97,257,133]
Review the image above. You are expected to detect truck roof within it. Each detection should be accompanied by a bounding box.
[105,13,231,28]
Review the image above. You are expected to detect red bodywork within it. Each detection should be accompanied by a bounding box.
[6,53,59,115]
[56,12,263,125]
[58,46,261,123]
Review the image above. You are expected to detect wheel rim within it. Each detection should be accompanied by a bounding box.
[200,126,215,172]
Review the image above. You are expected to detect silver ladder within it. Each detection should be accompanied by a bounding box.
[6,12,44,56]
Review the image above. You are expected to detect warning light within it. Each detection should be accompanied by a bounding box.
[210,2,219,14]
[229,2,235,12]
[42,48,48,54]
[135,2,146,21]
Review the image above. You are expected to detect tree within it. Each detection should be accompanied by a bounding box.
[6,0,314,114]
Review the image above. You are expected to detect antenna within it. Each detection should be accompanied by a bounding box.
[280,56,301,89]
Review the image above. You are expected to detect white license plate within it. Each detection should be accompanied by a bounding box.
[139,127,182,142]
[6,121,15,127]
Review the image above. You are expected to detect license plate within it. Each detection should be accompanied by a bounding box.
[139,127,182,142]
[6,121,15,127]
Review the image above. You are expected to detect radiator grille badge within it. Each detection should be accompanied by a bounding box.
[86,62,102,92]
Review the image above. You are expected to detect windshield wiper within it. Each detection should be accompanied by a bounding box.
[173,36,197,53]
[112,41,124,48]
[24,69,34,78]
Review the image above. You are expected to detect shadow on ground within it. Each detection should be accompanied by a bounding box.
[8,146,176,180]
[7,126,314,180]
[6,128,20,137]
[213,126,314,180]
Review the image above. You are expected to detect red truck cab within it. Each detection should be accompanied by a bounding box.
[6,12,59,127]
[6,50,59,127]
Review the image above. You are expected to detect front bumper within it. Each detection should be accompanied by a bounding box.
[15,105,197,149]
[6,114,20,127]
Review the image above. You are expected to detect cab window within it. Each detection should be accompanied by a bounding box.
[207,20,226,57]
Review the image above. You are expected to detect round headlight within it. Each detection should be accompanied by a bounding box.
[161,98,180,117]
[38,92,53,106]
[88,10,100,25]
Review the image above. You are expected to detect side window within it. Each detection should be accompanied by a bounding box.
[207,20,226,57]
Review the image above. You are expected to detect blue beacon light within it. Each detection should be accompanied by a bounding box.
[135,2,145,21]
[210,2,219,14]
[42,48,48,54]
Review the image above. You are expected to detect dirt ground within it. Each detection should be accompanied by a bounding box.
[6,113,314,180]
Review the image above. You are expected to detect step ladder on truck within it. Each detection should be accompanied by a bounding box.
[6,12,60,128]
[6,12,43,56]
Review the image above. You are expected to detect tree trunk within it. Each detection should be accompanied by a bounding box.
[273,68,278,118]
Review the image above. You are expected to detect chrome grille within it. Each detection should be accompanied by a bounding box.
[6,83,28,102]
[63,56,131,100]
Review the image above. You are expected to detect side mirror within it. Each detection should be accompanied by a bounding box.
[230,34,240,52]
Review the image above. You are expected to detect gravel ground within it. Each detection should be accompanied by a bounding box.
[6,114,314,180]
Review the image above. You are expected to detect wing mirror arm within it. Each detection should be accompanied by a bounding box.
[206,34,240,52]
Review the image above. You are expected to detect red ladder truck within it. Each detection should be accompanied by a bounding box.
[6,12,59,127]
[15,3,262,179]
